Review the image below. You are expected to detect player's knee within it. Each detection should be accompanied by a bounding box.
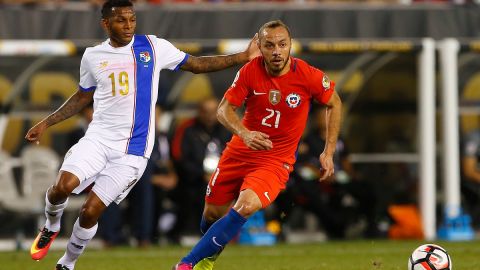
[233,201,261,218]
[203,211,220,223]
[203,208,224,222]
[51,181,74,198]
[53,173,79,197]
[79,204,100,224]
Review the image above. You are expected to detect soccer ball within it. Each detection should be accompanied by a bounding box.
[408,244,452,270]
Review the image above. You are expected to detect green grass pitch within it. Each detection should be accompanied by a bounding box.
[3,240,480,270]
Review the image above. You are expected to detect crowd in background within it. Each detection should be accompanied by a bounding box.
[58,97,480,247]
[43,98,387,248]
[2,96,479,246]
[1,0,478,6]
[1,0,480,250]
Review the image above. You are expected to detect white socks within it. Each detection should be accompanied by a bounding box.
[44,192,68,232]
[58,218,98,269]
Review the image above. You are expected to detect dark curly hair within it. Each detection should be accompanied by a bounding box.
[101,0,133,19]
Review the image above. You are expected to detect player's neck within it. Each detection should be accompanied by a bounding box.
[109,36,133,48]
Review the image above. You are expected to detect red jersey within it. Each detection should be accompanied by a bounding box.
[222,56,335,166]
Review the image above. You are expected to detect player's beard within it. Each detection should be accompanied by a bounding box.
[266,53,290,75]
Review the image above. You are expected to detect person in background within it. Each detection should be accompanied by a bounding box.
[149,105,179,244]
[171,97,231,237]
[99,104,180,247]
[275,107,378,239]
[461,129,480,230]
[66,104,94,150]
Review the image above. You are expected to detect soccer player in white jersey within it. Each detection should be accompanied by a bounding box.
[24,1,259,269]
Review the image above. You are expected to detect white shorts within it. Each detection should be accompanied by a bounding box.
[61,137,148,206]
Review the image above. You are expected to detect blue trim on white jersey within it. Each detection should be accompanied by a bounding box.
[79,85,96,92]
[174,53,189,71]
[127,35,155,156]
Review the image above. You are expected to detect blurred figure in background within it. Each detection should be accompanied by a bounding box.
[461,129,480,230]
[171,97,231,237]
[274,107,350,239]
[99,104,179,247]
[66,104,93,150]
[275,107,379,239]
[149,105,179,244]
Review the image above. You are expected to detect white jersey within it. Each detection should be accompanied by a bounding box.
[79,35,187,158]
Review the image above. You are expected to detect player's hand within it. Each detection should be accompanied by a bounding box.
[318,152,334,181]
[25,121,48,145]
[240,130,273,150]
[245,33,261,61]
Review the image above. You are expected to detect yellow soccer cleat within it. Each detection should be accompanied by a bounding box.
[193,256,216,270]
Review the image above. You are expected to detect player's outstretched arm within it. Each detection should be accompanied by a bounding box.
[180,34,260,74]
[25,90,94,144]
[319,91,342,181]
[217,97,272,151]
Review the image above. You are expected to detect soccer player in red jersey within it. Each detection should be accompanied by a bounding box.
[173,20,342,270]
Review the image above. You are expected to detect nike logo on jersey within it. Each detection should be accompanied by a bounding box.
[264,192,271,202]
[212,237,223,248]
[253,90,267,95]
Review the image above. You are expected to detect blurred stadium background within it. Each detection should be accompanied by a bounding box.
[1,0,480,261]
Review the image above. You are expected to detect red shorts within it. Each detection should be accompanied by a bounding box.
[205,155,292,208]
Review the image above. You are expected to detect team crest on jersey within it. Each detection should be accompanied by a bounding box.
[286,93,301,108]
[269,89,281,105]
[322,75,331,90]
[139,51,151,63]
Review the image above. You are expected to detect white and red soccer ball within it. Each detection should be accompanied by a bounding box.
[408,244,451,270]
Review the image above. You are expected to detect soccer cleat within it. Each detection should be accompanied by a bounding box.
[193,257,215,270]
[55,264,70,270]
[172,262,193,270]
[30,227,59,260]
[193,248,222,270]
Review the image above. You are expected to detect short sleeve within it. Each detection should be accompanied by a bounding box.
[154,37,188,71]
[79,50,96,92]
[224,65,250,107]
[309,66,335,105]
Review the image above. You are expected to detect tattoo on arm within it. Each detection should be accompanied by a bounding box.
[183,54,245,73]
[45,91,92,127]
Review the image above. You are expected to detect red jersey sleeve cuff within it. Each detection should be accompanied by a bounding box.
[318,81,335,104]
[320,89,334,104]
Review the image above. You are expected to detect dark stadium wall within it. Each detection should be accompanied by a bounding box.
[1,4,480,39]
